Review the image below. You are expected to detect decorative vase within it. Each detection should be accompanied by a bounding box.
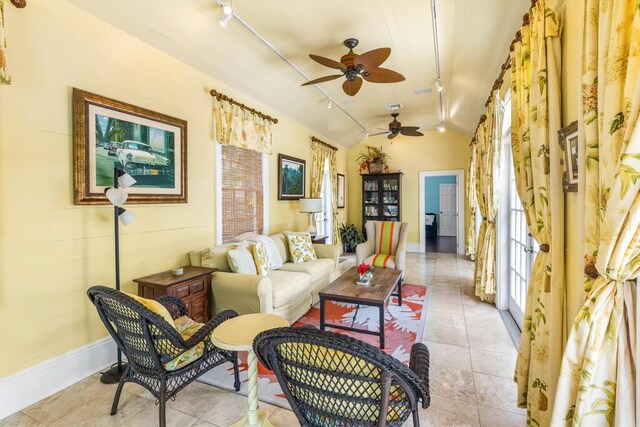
[368,163,383,174]
[357,271,373,286]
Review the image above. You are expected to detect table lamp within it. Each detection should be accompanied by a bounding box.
[299,198,322,236]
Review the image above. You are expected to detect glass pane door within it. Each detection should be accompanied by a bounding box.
[382,178,399,221]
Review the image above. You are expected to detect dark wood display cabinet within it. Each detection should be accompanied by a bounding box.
[361,172,403,230]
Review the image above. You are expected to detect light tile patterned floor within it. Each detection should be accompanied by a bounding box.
[1,253,525,427]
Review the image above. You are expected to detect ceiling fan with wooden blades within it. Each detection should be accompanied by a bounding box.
[370,113,424,139]
[302,38,405,97]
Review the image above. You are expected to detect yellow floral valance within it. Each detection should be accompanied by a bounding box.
[214,99,273,154]
[0,0,11,84]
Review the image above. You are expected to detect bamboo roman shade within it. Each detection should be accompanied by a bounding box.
[221,145,263,243]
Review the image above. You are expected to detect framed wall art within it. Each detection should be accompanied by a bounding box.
[337,173,345,208]
[558,120,578,193]
[278,154,305,200]
[73,88,187,204]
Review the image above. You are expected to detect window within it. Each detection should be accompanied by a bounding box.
[219,145,264,243]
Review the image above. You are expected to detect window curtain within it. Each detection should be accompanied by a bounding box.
[509,2,564,425]
[310,140,341,249]
[552,1,639,425]
[466,141,477,257]
[213,99,272,154]
[0,0,10,84]
[473,91,504,303]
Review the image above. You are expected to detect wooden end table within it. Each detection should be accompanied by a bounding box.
[211,313,289,427]
[133,266,216,323]
[318,267,402,349]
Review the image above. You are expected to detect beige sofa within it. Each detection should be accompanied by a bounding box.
[189,232,341,324]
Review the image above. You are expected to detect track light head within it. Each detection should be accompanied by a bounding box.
[435,79,443,92]
[327,99,333,109]
[437,123,445,133]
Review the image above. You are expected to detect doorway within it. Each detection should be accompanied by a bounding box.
[419,170,465,254]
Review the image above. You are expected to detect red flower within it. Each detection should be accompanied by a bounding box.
[357,263,373,276]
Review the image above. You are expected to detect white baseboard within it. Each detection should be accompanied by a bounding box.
[406,243,422,253]
[0,337,117,420]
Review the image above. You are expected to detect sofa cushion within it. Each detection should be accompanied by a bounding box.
[227,241,258,275]
[269,270,311,308]
[234,233,284,270]
[252,241,271,277]
[269,233,290,263]
[279,258,335,284]
[364,254,396,270]
[285,232,317,264]
[201,245,235,272]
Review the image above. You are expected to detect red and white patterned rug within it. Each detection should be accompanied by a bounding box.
[198,283,429,409]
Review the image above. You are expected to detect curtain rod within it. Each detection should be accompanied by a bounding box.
[10,0,26,8]
[210,89,278,124]
[311,136,337,151]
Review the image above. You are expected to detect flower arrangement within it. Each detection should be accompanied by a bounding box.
[356,263,374,284]
[356,146,391,174]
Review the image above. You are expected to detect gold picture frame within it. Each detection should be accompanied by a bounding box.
[558,120,578,193]
[73,88,188,204]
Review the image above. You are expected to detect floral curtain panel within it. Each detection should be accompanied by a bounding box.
[0,0,10,84]
[473,91,504,303]
[509,2,564,425]
[466,141,477,257]
[552,0,639,425]
[214,99,273,154]
[310,140,341,249]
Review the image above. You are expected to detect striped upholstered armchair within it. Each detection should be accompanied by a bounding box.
[356,221,409,277]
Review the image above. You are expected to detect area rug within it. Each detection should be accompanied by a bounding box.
[197,283,429,409]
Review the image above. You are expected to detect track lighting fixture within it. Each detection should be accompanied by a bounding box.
[327,99,333,109]
[218,0,232,27]
[437,123,445,133]
[435,79,443,92]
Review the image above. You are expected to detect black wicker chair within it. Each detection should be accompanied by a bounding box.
[87,285,240,427]
[254,326,430,427]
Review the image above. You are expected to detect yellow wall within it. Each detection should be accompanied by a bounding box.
[0,0,348,378]
[561,0,585,329]
[347,130,471,247]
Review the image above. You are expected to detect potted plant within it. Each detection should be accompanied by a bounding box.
[356,146,391,174]
[339,223,364,253]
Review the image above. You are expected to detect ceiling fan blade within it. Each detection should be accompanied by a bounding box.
[301,74,343,86]
[309,54,346,70]
[363,68,406,83]
[354,48,391,71]
[342,77,363,96]
[368,131,390,137]
[400,128,424,137]
[388,132,399,140]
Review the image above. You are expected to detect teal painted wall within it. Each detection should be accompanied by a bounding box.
[425,175,456,227]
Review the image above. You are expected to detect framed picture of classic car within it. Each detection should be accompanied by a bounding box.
[278,154,305,200]
[73,88,187,204]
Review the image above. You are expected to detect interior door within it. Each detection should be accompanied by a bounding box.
[439,183,457,236]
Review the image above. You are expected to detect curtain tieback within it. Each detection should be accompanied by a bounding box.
[539,244,549,253]
[584,265,599,279]
[482,217,495,224]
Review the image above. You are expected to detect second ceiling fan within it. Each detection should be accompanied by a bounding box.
[371,113,424,139]
[302,38,405,96]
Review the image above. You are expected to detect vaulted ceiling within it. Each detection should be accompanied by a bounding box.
[70,0,529,147]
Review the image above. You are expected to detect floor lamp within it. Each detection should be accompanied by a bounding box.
[100,167,137,384]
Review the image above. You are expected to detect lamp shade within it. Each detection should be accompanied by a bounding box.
[117,208,136,226]
[299,198,322,213]
[117,172,137,189]
[105,187,128,207]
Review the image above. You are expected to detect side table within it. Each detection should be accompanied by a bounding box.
[211,313,289,427]
[133,266,216,323]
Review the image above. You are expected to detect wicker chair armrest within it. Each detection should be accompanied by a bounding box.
[156,295,189,319]
[184,309,239,349]
[409,342,431,408]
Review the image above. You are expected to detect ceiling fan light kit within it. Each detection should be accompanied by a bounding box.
[302,38,406,96]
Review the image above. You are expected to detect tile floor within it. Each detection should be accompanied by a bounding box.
[1,252,525,427]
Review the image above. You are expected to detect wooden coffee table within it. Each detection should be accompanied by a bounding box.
[318,267,403,349]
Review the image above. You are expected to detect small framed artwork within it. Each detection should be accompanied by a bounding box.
[337,173,345,208]
[558,120,578,192]
[73,88,187,204]
[278,154,305,200]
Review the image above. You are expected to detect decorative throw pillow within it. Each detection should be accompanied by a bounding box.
[227,241,258,275]
[201,245,236,272]
[252,241,271,277]
[125,293,175,327]
[233,233,284,270]
[285,231,317,264]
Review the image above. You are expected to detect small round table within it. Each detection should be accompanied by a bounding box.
[211,313,289,427]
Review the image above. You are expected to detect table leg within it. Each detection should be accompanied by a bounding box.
[320,297,326,331]
[379,304,385,349]
[230,348,272,427]
[398,278,403,306]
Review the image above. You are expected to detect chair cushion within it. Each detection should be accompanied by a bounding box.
[163,316,205,371]
[279,258,335,284]
[285,232,317,264]
[227,241,258,275]
[364,254,396,269]
[252,241,271,277]
[269,270,311,308]
[373,221,402,255]
[125,293,175,328]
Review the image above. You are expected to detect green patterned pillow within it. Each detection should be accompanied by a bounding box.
[252,241,271,277]
[285,232,317,264]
